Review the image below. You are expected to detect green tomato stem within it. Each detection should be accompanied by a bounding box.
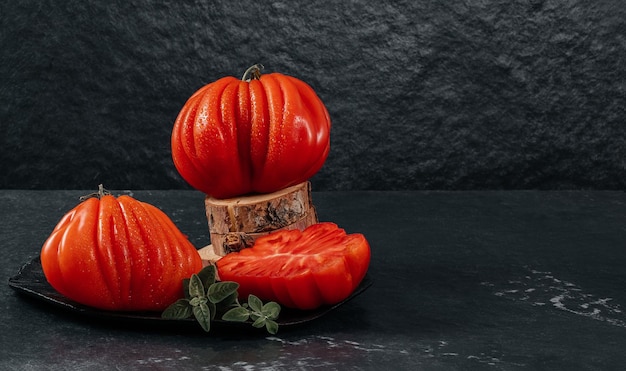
[79,184,111,201]
[242,64,264,81]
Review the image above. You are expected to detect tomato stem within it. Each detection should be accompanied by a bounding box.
[242,64,264,81]
[79,184,112,201]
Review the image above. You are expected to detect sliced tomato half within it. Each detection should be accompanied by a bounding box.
[216,222,371,310]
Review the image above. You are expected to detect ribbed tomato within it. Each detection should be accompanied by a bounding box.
[171,65,331,199]
[216,222,371,310]
[40,189,202,311]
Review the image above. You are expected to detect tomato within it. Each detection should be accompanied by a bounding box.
[171,65,331,199]
[40,190,203,311]
[216,222,371,310]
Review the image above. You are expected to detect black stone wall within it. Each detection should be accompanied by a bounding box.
[2,0,625,190]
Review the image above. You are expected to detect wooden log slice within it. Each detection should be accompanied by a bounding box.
[204,181,318,256]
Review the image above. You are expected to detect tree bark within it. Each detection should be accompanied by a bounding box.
[203,181,318,257]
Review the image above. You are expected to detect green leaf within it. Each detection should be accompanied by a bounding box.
[265,319,279,335]
[193,302,211,332]
[161,299,192,320]
[188,274,205,299]
[251,316,266,328]
[182,278,191,300]
[249,312,262,322]
[207,301,217,320]
[247,294,263,313]
[162,266,282,335]
[208,281,239,304]
[261,302,281,320]
[189,296,208,307]
[197,265,217,289]
[221,306,250,322]
[219,291,238,308]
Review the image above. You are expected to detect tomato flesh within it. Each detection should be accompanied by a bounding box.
[216,222,371,310]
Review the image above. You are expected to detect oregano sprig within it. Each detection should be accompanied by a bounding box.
[161,265,281,334]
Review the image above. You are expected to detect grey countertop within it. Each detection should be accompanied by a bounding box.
[2,190,626,370]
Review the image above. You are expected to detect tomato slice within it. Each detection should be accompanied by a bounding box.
[216,222,371,310]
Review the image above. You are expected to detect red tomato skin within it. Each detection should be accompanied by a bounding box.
[216,223,371,310]
[40,195,202,311]
[171,72,331,199]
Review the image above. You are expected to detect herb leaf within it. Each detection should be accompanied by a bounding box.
[208,301,217,320]
[251,316,266,328]
[197,265,217,289]
[189,296,207,307]
[161,266,281,334]
[221,306,250,322]
[193,302,211,332]
[188,274,205,299]
[262,301,281,320]
[161,299,192,320]
[247,294,263,313]
[208,281,239,304]
[265,320,279,335]
[182,278,191,300]
[220,291,238,307]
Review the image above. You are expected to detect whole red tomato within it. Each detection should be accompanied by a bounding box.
[40,189,203,311]
[171,65,331,199]
[216,222,371,310]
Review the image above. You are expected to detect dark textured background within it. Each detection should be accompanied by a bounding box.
[2,0,625,191]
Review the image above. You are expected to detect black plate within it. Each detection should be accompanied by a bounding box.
[8,257,372,331]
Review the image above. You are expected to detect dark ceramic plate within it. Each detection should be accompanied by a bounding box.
[8,257,372,331]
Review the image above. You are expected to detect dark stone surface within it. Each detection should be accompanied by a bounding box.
[2,1,625,190]
[2,190,626,369]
